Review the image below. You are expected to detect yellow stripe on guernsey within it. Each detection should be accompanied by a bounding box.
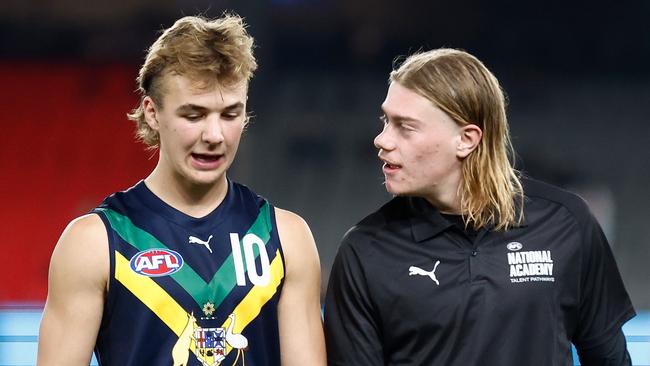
[115,250,285,358]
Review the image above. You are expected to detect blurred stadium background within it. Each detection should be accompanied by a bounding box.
[0,0,648,364]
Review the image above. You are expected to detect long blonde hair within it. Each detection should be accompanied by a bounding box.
[127,14,257,147]
[390,48,523,230]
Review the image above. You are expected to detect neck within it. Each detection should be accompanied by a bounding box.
[424,172,463,215]
[144,165,228,218]
[425,193,461,215]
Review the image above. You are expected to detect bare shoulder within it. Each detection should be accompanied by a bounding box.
[274,208,312,240]
[38,214,109,364]
[274,208,320,274]
[274,209,326,365]
[50,213,109,290]
[55,214,108,258]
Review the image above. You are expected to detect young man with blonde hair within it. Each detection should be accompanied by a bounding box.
[324,48,635,365]
[38,14,326,366]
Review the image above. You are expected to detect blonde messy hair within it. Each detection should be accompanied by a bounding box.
[391,48,523,230]
[127,14,257,147]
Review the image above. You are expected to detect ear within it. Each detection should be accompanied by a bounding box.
[456,124,482,158]
[142,96,160,130]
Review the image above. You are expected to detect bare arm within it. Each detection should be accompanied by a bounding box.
[37,214,108,366]
[275,208,327,366]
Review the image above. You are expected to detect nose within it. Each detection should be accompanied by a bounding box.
[202,116,225,144]
[374,125,395,152]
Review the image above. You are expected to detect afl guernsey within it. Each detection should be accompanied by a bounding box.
[91,180,285,366]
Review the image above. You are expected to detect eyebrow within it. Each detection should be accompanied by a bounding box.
[175,104,207,114]
[175,102,245,114]
[380,108,419,123]
[222,102,245,112]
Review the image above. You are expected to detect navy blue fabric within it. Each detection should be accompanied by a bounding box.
[92,180,284,366]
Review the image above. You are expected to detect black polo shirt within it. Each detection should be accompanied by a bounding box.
[324,178,635,366]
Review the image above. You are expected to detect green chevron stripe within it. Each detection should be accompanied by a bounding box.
[96,202,272,308]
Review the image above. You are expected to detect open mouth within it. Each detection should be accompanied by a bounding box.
[190,153,225,169]
[382,162,402,174]
[191,153,220,163]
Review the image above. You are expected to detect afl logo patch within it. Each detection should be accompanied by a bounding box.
[507,242,523,251]
[130,249,183,277]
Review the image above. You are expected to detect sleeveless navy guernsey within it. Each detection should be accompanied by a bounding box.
[91,180,285,366]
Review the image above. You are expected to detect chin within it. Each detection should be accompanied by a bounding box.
[384,182,407,196]
[184,170,225,187]
[385,183,422,199]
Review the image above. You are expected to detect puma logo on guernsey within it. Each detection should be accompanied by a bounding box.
[408,261,441,285]
[189,235,213,253]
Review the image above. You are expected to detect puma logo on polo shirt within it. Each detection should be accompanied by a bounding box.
[408,261,440,285]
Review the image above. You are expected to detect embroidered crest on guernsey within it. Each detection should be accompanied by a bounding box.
[194,327,227,365]
[172,312,249,366]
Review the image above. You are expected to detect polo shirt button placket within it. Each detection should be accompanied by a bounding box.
[468,249,479,281]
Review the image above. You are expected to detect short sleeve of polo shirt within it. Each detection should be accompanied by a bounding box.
[573,210,636,351]
[324,230,384,366]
